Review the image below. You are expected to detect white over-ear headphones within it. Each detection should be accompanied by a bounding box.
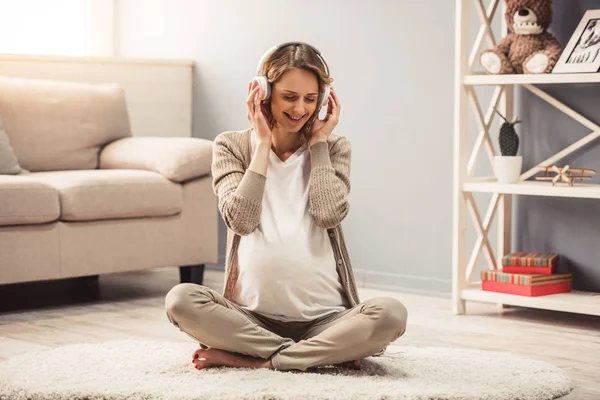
[253,41,331,111]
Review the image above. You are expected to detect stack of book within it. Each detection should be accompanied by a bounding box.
[481,252,572,296]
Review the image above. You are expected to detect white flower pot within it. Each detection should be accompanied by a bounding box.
[494,156,522,184]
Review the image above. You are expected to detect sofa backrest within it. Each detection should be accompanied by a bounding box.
[0,76,132,172]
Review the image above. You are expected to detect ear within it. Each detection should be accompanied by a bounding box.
[504,0,520,10]
[504,0,520,29]
[533,0,553,29]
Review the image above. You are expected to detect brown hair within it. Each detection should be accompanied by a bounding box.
[259,43,333,144]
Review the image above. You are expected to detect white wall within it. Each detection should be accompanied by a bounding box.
[0,0,116,57]
[115,0,456,295]
[0,0,86,56]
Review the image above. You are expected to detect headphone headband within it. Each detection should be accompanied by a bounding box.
[255,41,329,77]
[253,41,331,109]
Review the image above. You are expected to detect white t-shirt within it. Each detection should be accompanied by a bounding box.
[232,130,346,322]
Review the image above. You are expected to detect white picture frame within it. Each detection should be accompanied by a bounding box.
[552,10,600,74]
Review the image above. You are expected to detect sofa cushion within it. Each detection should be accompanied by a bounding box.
[0,76,132,172]
[29,170,182,222]
[0,175,60,226]
[100,137,213,182]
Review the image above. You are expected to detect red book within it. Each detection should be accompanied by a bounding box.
[481,270,571,285]
[480,270,572,297]
[502,265,554,275]
[482,280,571,297]
[502,252,559,268]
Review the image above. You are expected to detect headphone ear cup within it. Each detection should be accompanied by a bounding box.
[320,85,331,110]
[253,76,271,101]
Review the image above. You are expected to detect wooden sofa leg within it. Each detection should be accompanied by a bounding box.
[179,265,205,285]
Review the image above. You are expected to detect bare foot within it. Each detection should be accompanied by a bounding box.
[191,347,272,370]
[333,359,361,370]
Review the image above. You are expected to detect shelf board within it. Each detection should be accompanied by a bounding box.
[464,73,600,86]
[463,179,600,199]
[462,287,600,316]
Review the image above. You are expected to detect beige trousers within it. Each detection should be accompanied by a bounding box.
[165,283,408,371]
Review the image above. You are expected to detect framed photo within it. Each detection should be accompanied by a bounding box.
[553,10,600,73]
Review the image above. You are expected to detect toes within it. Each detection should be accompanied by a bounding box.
[192,354,217,370]
[192,348,207,360]
[192,355,208,365]
[193,360,213,370]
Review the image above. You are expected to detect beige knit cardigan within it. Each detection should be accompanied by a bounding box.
[210,128,361,309]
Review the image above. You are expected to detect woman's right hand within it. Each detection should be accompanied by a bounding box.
[246,80,272,144]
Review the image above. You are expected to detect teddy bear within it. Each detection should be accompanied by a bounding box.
[480,0,562,74]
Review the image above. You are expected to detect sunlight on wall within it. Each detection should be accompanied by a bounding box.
[0,0,86,56]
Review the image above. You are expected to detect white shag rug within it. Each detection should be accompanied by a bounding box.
[0,339,572,400]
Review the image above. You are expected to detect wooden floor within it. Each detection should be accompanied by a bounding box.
[1,268,599,399]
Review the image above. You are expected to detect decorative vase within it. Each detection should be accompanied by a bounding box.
[494,156,522,183]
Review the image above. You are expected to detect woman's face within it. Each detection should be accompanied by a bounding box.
[269,68,319,133]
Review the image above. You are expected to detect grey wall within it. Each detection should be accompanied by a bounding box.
[516,0,600,293]
[115,0,456,295]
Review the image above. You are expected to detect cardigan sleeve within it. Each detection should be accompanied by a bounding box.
[211,133,265,236]
[308,137,351,229]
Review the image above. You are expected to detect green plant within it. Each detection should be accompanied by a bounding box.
[495,109,521,156]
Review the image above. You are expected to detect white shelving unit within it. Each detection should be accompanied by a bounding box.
[453,0,600,317]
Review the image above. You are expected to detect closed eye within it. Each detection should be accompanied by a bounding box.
[284,96,316,103]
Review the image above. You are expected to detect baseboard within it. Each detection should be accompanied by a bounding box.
[206,256,225,271]
[355,268,451,298]
[206,264,225,271]
[203,264,451,296]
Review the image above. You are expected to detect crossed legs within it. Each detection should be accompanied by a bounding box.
[165,283,408,371]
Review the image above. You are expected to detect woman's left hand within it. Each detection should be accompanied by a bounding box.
[310,87,340,146]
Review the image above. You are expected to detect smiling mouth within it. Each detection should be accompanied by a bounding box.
[514,22,543,33]
[285,112,305,123]
[515,22,540,28]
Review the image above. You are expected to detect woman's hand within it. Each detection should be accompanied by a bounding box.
[246,80,272,145]
[310,87,340,146]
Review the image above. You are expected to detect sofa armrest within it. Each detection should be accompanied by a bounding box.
[99,137,213,182]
